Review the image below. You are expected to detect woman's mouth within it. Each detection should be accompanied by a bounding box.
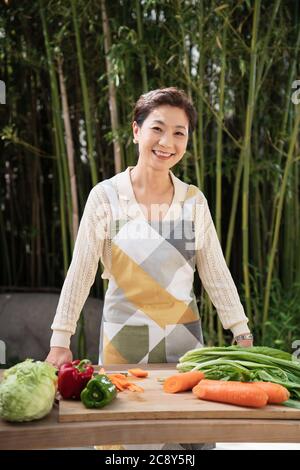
[152,150,175,159]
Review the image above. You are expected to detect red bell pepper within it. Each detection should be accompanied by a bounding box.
[58,359,94,399]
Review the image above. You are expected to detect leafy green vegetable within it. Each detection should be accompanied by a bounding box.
[0,359,57,422]
[177,346,300,401]
[282,399,300,409]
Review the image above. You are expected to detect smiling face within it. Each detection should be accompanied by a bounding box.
[132,105,189,171]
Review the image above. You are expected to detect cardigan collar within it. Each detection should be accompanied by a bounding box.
[115,166,188,203]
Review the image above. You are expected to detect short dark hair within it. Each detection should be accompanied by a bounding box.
[132,87,197,134]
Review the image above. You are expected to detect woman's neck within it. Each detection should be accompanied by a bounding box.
[130,164,173,195]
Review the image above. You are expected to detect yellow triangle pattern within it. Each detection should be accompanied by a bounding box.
[111,243,198,328]
[103,332,128,365]
[185,184,199,201]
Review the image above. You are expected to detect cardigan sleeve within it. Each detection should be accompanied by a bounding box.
[195,192,251,337]
[50,184,108,349]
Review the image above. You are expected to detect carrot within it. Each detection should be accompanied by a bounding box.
[163,370,205,393]
[108,373,128,380]
[106,373,144,392]
[128,368,148,378]
[127,383,144,392]
[192,379,223,392]
[251,381,290,404]
[111,378,126,392]
[192,379,268,408]
[107,375,128,390]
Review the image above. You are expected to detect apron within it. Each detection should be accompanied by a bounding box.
[98,176,204,365]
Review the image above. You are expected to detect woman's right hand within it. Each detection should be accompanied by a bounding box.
[45,347,73,369]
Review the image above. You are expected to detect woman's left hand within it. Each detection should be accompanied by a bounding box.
[236,338,253,348]
[233,332,254,348]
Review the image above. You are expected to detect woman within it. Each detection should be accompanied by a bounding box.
[46,87,253,449]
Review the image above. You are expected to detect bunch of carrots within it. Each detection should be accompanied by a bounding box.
[163,370,290,408]
[97,367,290,407]
[99,367,148,393]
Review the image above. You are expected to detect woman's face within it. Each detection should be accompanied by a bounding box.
[132,105,189,171]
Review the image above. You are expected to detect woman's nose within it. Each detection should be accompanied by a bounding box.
[159,133,173,147]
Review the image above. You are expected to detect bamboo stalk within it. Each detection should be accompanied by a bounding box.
[71,0,98,185]
[180,1,216,342]
[253,179,263,292]
[223,1,260,328]
[215,24,226,241]
[56,18,88,357]
[295,144,300,283]
[190,77,242,150]
[41,77,57,286]
[225,147,243,263]
[175,0,193,182]
[196,0,205,191]
[241,0,260,327]
[135,0,148,93]
[39,0,71,272]
[100,0,123,175]
[268,24,300,260]
[254,0,281,100]
[57,55,79,245]
[0,200,11,285]
[50,168,57,287]
[282,175,294,289]
[215,19,227,346]
[30,77,40,286]
[262,101,300,340]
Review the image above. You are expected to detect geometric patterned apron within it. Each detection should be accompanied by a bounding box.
[98,177,204,365]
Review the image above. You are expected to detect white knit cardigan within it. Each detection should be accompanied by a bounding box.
[50,167,250,349]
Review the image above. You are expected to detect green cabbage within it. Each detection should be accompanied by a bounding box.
[0,359,57,422]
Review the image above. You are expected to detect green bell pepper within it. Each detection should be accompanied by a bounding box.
[80,374,117,409]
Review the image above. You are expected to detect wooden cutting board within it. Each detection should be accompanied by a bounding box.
[59,369,300,423]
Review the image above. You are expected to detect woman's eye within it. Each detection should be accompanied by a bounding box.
[153,127,184,136]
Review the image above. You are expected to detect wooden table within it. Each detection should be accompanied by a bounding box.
[1,364,300,450]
